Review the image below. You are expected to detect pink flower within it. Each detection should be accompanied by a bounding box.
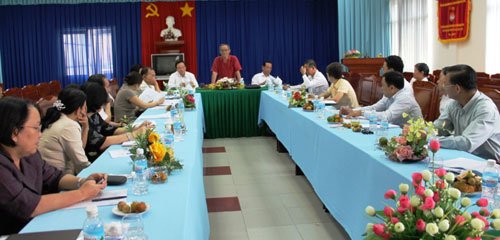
[419,197,435,210]
[435,168,447,178]
[399,195,410,209]
[373,223,385,236]
[476,215,489,230]
[466,238,481,240]
[390,217,399,224]
[416,219,426,231]
[477,198,489,207]
[397,206,407,215]
[384,206,394,217]
[480,208,491,216]
[394,145,414,161]
[415,186,425,196]
[412,173,423,183]
[396,137,407,145]
[430,140,440,153]
[433,191,440,202]
[384,190,397,200]
[435,180,446,189]
[455,215,465,226]
[402,125,410,136]
[472,211,480,218]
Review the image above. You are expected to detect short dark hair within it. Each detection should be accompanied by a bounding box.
[140,67,153,77]
[80,82,108,113]
[130,64,143,73]
[304,59,317,68]
[262,61,272,67]
[87,74,107,87]
[124,72,143,86]
[65,84,81,89]
[383,71,405,90]
[414,63,429,76]
[326,62,343,79]
[446,64,477,91]
[0,97,39,147]
[441,66,450,75]
[175,61,186,68]
[385,55,404,73]
[42,88,86,131]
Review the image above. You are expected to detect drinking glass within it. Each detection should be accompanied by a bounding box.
[122,214,147,240]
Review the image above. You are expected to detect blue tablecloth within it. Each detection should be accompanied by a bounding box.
[21,94,209,240]
[258,91,487,240]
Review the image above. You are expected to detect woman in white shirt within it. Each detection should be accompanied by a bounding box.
[410,63,429,85]
[39,88,90,175]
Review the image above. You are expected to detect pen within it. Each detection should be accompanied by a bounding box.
[91,196,126,202]
[97,178,105,184]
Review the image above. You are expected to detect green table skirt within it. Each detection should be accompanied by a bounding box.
[196,88,266,138]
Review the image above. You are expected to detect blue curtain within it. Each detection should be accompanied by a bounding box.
[196,0,339,85]
[337,0,390,60]
[0,3,141,88]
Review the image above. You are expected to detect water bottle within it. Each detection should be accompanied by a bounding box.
[133,148,148,195]
[173,112,183,142]
[313,95,319,113]
[268,80,274,91]
[369,112,379,132]
[82,206,104,240]
[164,120,175,150]
[178,101,185,117]
[378,115,389,138]
[240,78,244,85]
[482,159,499,203]
[317,97,325,119]
[286,90,292,99]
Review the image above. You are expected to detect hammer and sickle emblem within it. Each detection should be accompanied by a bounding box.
[145,3,159,18]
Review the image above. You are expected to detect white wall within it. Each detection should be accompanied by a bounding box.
[429,0,487,72]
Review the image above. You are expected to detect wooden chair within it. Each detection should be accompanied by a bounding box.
[49,80,62,97]
[403,72,413,82]
[476,72,490,82]
[372,77,383,104]
[342,72,350,81]
[477,78,500,90]
[479,88,500,113]
[413,81,437,122]
[357,75,377,106]
[21,85,41,102]
[4,88,23,98]
[348,72,361,100]
[491,74,500,81]
[37,82,53,100]
[433,70,441,83]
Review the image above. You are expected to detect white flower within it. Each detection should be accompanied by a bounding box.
[365,206,375,216]
[366,223,374,233]
[424,210,433,218]
[426,222,439,236]
[399,183,409,194]
[422,170,432,181]
[492,209,500,219]
[461,197,471,207]
[434,207,444,218]
[444,181,449,188]
[462,212,471,221]
[492,219,500,230]
[448,188,461,199]
[444,172,455,183]
[470,218,484,230]
[394,222,405,233]
[424,189,434,197]
[439,219,450,232]
[444,235,457,240]
[410,195,421,207]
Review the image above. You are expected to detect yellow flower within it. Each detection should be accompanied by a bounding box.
[149,141,166,163]
[165,148,174,161]
[148,132,160,143]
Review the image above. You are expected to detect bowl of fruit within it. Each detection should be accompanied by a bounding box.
[452,170,482,195]
[113,201,150,216]
[327,114,343,123]
[302,102,314,111]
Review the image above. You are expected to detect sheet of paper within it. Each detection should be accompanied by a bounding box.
[138,88,163,103]
[324,100,336,105]
[109,149,132,158]
[441,158,499,172]
[137,113,170,119]
[121,141,136,147]
[62,189,127,210]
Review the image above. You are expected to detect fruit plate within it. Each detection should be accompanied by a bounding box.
[112,202,151,216]
[302,109,314,112]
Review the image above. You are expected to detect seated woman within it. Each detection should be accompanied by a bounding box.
[81,82,149,162]
[319,62,359,108]
[39,88,90,175]
[0,97,106,235]
[87,74,118,126]
[114,71,165,121]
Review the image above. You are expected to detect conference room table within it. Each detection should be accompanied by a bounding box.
[258,91,491,240]
[20,94,210,240]
[196,87,266,138]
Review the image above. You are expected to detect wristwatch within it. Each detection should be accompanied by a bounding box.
[76,178,85,188]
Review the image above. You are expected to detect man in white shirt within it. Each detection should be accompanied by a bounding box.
[290,59,329,95]
[138,67,161,95]
[168,61,199,91]
[340,71,422,127]
[251,61,282,87]
[382,55,413,93]
[410,63,429,85]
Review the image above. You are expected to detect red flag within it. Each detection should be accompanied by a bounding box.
[437,0,471,43]
[141,1,197,78]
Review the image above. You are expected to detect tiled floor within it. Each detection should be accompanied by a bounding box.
[203,136,351,240]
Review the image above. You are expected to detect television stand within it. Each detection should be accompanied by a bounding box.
[156,41,184,53]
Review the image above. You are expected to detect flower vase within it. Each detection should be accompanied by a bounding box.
[150,166,167,184]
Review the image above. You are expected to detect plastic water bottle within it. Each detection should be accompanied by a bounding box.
[82,206,104,240]
[268,80,274,91]
[164,120,175,150]
[240,78,245,85]
[317,97,325,119]
[133,148,148,195]
[178,101,185,117]
[369,112,379,132]
[482,159,499,203]
[378,115,389,138]
[313,95,319,113]
[173,112,183,142]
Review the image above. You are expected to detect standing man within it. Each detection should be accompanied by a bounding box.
[211,44,242,84]
[290,59,329,95]
[251,61,282,87]
[168,61,199,90]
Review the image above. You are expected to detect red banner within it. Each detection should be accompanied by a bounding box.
[437,0,471,43]
[141,1,197,77]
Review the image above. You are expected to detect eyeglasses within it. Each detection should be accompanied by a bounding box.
[22,125,42,132]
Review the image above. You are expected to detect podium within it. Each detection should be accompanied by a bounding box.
[341,57,385,78]
[156,40,184,53]
[341,58,385,106]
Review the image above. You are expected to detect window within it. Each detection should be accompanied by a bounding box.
[486,0,500,74]
[63,28,114,77]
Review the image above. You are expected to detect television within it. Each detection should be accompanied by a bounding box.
[151,53,184,80]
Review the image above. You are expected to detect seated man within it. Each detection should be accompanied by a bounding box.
[382,55,412,93]
[251,61,282,87]
[168,61,199,91]
[319,62,359,108]
[290,59,329,95]
[340,71,422,127]
[433,64,500,160]
[139,67,162,95]
[410,62,429,85]
[211,44,242,84]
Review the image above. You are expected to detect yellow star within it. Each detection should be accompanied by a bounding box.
[180,2,194,17]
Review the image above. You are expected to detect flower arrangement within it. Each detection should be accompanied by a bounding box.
[179,89,196,109]
[129,128,183,175]
[209,77,244,90]
[343,49,362,58]
[379,115,437,162]
[363,167,500,239]
[288,88,307,107]
[164,30,176,41]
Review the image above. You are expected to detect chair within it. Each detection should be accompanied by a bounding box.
[49,80,62,97]
[348,72,361,100]
[110,78,119,99]
[37,82,53,100]
[476,72,490,82]
[357,75,377,106]
[342,72,350,81]
[4,88,23,98]
[403,72,413,82]
[372,77,383,104]
[413,81,437,122]
[479,88,500,113]
[477,78,500,90]
[491,74,500,81]
[21,85,41,102]
[433,70,441,83]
